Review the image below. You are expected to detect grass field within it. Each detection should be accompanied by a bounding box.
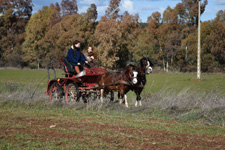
[0,69,225,149]
[0,101,225,149]
[0,69,224,94]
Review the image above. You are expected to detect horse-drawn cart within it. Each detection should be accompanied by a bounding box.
[45,57,152,107]
[45,59,106,103]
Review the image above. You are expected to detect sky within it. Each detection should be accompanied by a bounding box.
[32,0,225,22]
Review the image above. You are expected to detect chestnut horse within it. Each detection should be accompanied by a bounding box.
[97,64,138,107]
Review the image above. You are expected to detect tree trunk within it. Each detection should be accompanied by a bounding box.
[166,61,168,72]
[163,57,165,71]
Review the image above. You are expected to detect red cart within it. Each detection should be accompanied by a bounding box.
[45,59,106,103]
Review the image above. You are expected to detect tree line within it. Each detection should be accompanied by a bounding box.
[0,0,224,72]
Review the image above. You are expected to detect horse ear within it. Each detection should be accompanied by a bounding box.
[140,58,145,68]
[148,58,153,66]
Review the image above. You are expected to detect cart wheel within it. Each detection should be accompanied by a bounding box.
[49,82,63,102]
[65,83,80,104]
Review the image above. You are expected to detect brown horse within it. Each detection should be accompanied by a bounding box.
[131,57,153,107]
[97,64,138,107]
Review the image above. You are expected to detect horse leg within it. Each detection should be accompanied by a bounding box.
[135,92,141,107]
[118,92,121,99]
[124,94,128,107]
[118,91,124,105]
[117,92,122,104]
[100,89,104,103]
[118,94,128,107]
[117,92,123,104]
[119,94,123,104]
[139,99,142,106]
[110,91,114,101]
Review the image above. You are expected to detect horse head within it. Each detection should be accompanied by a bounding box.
[124,64,139,85]
[130,70,138,84]
[140,57,153,74]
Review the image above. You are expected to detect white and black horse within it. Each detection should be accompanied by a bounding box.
[118,57,153,107]
[132,57,153,106]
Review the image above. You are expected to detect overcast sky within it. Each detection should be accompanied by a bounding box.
[32,0,225,22]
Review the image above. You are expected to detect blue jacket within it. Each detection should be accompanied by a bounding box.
[66,47,87,64]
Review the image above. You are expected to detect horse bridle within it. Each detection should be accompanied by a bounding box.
[130,70,138,84]
[125,69,139,85]
[143,60,152,74]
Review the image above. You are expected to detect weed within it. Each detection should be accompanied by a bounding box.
[0,70,225,126]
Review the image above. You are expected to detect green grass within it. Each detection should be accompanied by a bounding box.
[147,73,225,94]
[0,69,225,149]
[0,101,224,149]
[126,73,225,98]
[0,69,224,95]
[0,69,63,89]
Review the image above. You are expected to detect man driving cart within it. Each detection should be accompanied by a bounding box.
[66,40,89,74]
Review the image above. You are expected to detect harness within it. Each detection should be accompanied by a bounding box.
[122,71,135,86]
[98,70,144,89]
[98,71,132,89]
[99,59,151,90]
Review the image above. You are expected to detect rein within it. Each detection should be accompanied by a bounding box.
[107,70,133,86]
[98,70,133,89]
[122,72,135,86]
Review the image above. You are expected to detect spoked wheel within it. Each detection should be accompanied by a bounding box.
[65,83,80,104]
[49,82,63,102]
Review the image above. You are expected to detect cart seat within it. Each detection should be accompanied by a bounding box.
[61,57,77,76]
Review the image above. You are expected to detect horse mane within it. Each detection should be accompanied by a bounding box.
[126,64,136,69]
[139,57,153,68]
[123,64,136,73]
[139,57,146,70]
[147,58,153,67]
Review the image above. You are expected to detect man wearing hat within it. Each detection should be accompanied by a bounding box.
[66,40,88,74]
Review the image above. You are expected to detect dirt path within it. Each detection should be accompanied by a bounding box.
[1,112,225,149]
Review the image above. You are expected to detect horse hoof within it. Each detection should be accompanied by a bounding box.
[119,99,122,104]
[135,101,138,107]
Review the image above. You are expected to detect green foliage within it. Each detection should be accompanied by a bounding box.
[94,18,120,68]
[0,0,224,72]
[0,0,33,66]
[134,29,154,62]
[22,3,98,68]
[22,5,58,68]
[94,12,140,68]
